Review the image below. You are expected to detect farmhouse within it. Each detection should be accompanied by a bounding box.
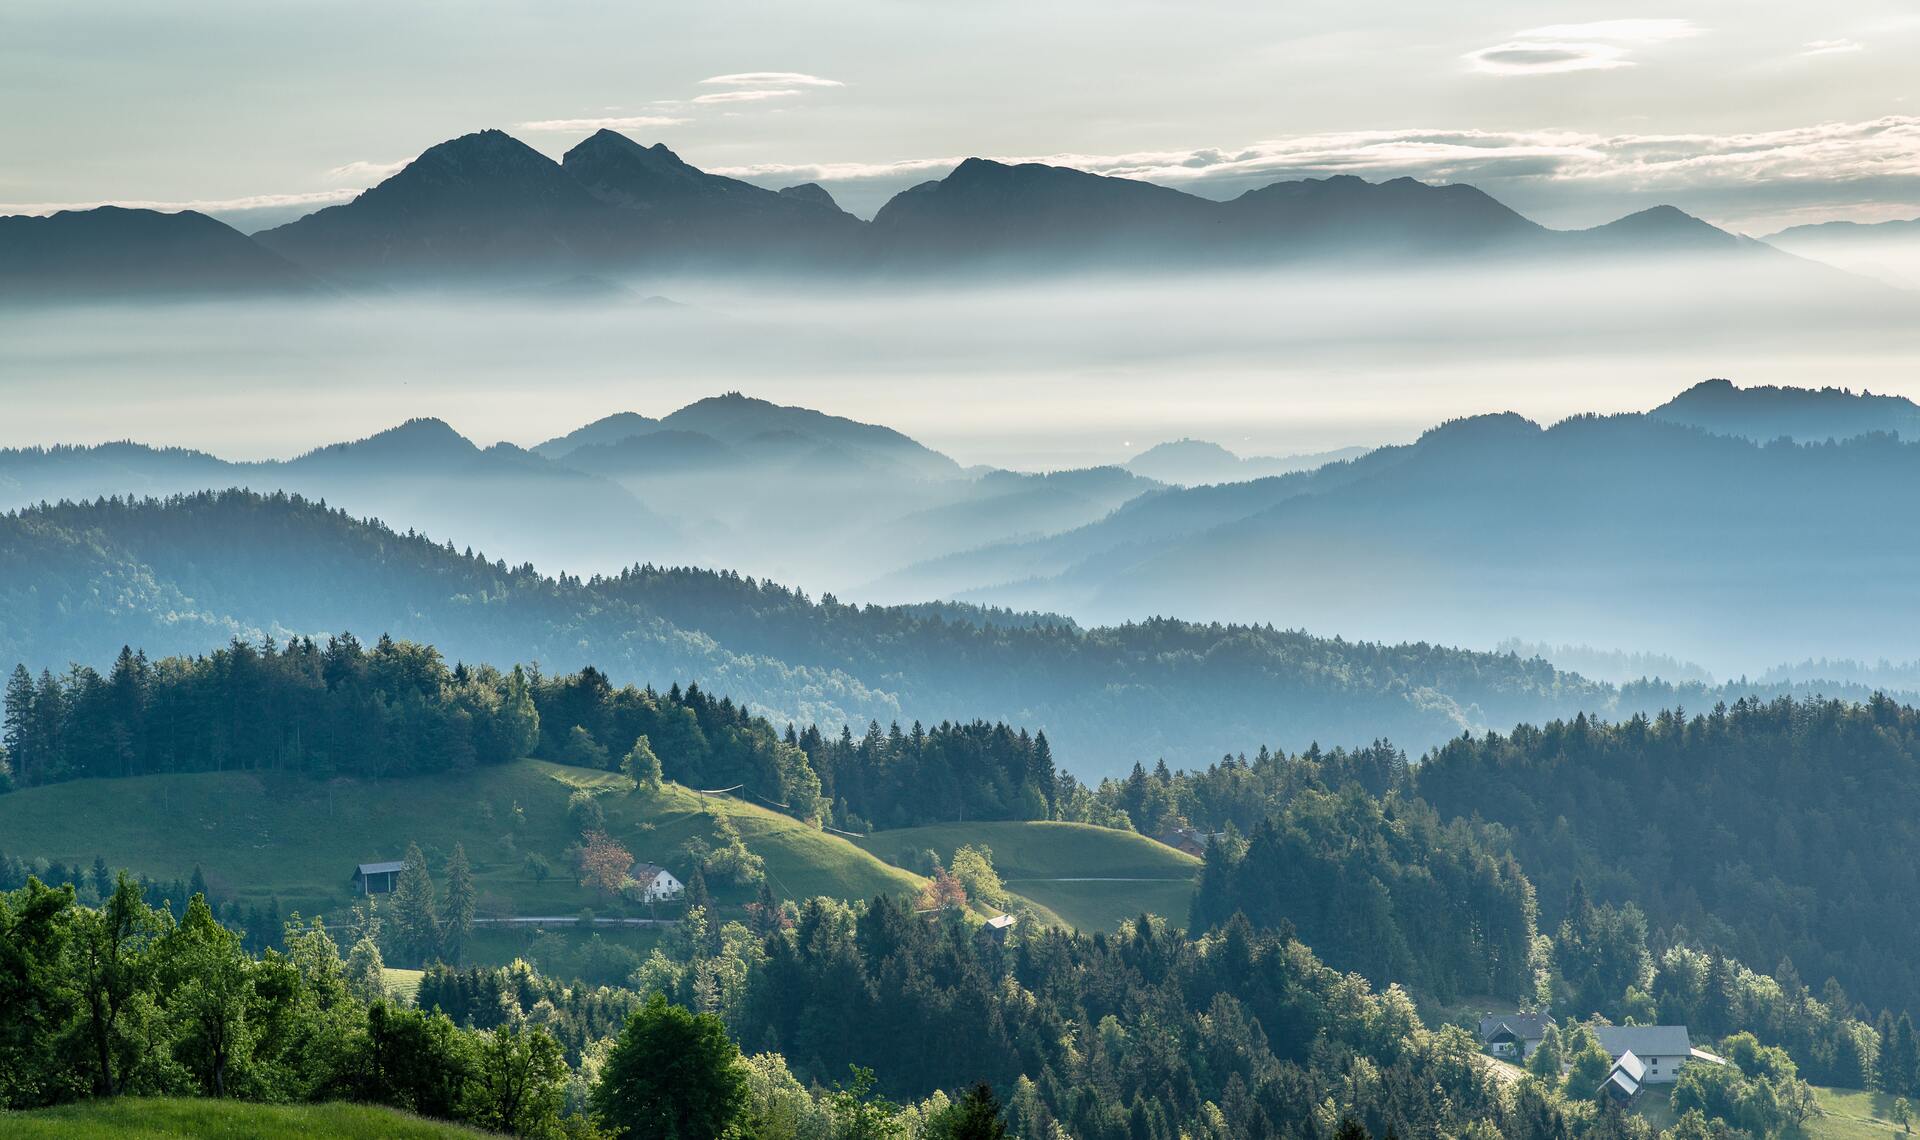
[1478,1011,1556,1059]
[352,860,406,895]
[630,862,684,903]
[1592,1025,1720,1084]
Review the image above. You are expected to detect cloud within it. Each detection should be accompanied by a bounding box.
[0,189,358,219]
[326,159,408,183]
[1801,38,1864,56]
[700,71,842,87]
[710,117,1920,221]
[1468,17,1702,75]
[1466,41,1635,74]
[515,115,690,132]
[691,89,804,105]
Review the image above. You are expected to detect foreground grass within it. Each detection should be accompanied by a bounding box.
[854,819,1201,931]
[0,760,924,944]
[0,1097,494,1138]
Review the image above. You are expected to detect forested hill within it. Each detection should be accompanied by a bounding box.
[1416,696,1920,1018]
[0,490,1635,775]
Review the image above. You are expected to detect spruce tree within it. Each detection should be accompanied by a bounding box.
[442,844,476,965]
[392,841,441,965]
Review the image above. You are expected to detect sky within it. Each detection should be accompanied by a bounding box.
[4,0,1920,234]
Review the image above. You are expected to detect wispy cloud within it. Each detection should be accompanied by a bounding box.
[1467,18,1703,75]
[700,71,843,87]
[711,117,1920,201]
[1466,41,1635,75]
[326,159,408,182]
[515,115,690,132]
[1801,38,1864,56]
[0,189,358,219]
[691,89,803,105]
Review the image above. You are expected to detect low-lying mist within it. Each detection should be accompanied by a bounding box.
[3,255,1914,469]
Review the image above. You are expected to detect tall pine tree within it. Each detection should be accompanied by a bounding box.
[392,841,440,965]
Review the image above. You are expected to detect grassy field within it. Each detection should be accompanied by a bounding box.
[0,760,925,935]
[1806,1086,1914,1140]
[0,1098,493,1138]
[853,819,1201,931]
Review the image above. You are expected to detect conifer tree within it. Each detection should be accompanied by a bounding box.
[392,841,440,965]
[442,844,476,965]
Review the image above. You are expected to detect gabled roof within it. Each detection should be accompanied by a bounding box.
[1478,1012,1555,1041]
[1612,1050,1647,1082]
[1594,1026,1692,1059]
[631,862,669,885]
[356,861,406,875]
[1602,1066,1642,1099]
[985,914,1017,930]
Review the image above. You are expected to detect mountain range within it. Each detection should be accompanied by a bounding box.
[872,380,1920,669]
[2,127,1793,297]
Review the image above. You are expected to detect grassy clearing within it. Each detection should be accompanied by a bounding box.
[1806,1087,1913,1140]
[0,760,924,950]
[0,1097,492,1138]
[854,819,1201,931]
[381,967,425,1003]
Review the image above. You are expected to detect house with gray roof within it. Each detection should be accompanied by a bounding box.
[352,860,407,895]
[1478,1011,1556,1059]
[1593,1025,1705,1084]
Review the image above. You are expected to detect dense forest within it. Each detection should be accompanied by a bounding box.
[1416,696,1920,1020]
[0,637,1063,832]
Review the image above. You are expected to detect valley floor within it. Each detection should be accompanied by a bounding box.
[0,1098,497,1138]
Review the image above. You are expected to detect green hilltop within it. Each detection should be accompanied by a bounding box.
[854,818,1200,931]
[0,759,924,923]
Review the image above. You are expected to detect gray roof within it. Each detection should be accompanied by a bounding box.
[986,914,1017,930]
[1594,1026,1692,1059]
[356,861,406,875]
[1479,1012,1555,1042]
[1612,1050,1648,1082]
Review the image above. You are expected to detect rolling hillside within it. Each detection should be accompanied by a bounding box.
[853,819,1200,931]
[0,760,923,923]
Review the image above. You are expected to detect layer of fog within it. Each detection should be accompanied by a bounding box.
[3,255,1915,470]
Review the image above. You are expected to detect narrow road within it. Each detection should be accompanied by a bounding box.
[470,916,678,927]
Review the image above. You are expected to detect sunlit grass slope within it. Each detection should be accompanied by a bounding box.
[0,759,924,923]
[0,1098,495,1138]
[853,819,1201,932]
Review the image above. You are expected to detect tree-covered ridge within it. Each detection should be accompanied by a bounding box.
[1415,696,1920,1019]
[1190,786,1538,1004]
[0,489,1645,772]
[0,637,1060,833]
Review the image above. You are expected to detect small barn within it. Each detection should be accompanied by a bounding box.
[982,914,1017,943]
[1599,1050,1647,1106]
[353,860,406,895]
[630,863,684,903]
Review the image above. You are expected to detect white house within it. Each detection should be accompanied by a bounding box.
[630,862,684,903]
[1592,1026,1721,1084]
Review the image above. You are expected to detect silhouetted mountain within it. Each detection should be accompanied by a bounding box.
[870,157,1223,264]
[1652,377,1920,442]
[561,429,740,476]
[0,206,315,298]
[936,408,1920,669]
[1768,215,1920,243]
[1222,174,1544,256]
[559,132,857,265]
[1574,204,1754,254]
[0,416,685,572]
[9,129,1791,292]
[256,129,610,280]
[533,412,662,458]
[1124,438,1370,486]
[656,393,960,479]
